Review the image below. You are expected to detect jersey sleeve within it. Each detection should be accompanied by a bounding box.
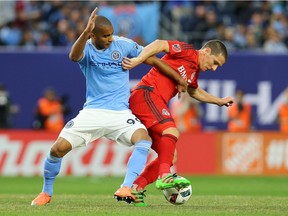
[119,36,143,58]
[130,41,143,58]
[188,71,199,89]
[167,40,194,56]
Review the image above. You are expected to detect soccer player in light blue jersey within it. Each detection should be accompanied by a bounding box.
[31,7,186,207]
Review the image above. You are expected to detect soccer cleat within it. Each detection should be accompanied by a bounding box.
[155,173,190,190]
[114,186,135,204]
[31,192,51,206]
[132,189,147,207]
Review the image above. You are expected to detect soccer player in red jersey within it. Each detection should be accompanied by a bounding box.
[121,39,234,205]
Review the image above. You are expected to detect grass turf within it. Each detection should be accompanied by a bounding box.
[0,176,287,216]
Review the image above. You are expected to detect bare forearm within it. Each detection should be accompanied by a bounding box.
[69,31,90,62]
[188,87,221,105]
[122,40,170,70]
[145,56,183,83]
[188,87,234,107]
[137,40,169,63]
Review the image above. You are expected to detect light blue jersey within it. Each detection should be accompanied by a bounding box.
[78,36,143,110]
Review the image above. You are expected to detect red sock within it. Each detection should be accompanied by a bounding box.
[133,134,177,189]
[134,158,159,190]
[157,134,177,178]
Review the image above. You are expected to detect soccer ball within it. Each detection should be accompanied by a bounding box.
[163,179,192,205]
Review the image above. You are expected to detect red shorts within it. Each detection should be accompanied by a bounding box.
[129,86,176,136]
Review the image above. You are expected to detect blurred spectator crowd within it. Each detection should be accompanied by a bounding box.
[0,0,96,49]
[162,0,288,52]
[0,0,287,53]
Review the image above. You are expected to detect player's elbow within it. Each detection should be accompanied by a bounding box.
[153,39,169,52]
[69,53,78,62]
[69,55,77,62]
[69,52,82,62]
[144,55,158,66]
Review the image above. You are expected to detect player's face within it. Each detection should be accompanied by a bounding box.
[91,25,114,50]
[199,48,225,72]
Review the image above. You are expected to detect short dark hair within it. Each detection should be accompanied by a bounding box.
[93,16,112,34]
[202,40,228,60]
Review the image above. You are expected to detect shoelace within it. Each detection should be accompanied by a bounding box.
[172,173,178,178]
[133,190,146,201]
[161,173,178,183]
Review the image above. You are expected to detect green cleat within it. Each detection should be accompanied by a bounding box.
[132,190,147,207]
[155,173,191,190]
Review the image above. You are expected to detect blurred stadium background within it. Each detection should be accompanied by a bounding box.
[0,1,288,212]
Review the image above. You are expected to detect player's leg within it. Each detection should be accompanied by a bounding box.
[114,128,152,204]
[149,123,190,190]
[133,150,178,191]
[133,131,161,191]
[106,109,152,204]
[156,126,179,178]
[155,127,190,189]
[133,158,159,189]
[130,146,159,206]
[31,109,92,206]
[123,128,152,188]
[31,137,72,206]
[128,129,178,206]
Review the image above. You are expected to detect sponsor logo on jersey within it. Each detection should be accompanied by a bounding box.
[89,61,122,68]
[177,65,187,81]
[172,44,181,52]
[89,61,96,66]
[111,51,121,60]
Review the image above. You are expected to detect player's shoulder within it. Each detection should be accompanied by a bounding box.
[113,35,135,45]
[86,39,95,50]
[168,40,195,53]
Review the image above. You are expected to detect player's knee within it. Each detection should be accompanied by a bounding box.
[131,128,152,144]
[50,138,72,158]
[163,127,180,139]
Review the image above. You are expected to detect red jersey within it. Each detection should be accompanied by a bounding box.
[135,40,200,104]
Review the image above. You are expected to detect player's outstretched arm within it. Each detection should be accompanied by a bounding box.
[69,7,98,62]
[122,39,169,70]
[188,87,234,107]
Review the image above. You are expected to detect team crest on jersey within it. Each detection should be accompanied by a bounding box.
[65,120,74,128]
[162,109,170,116]
[172,44,181,52]
[111,51,121,60]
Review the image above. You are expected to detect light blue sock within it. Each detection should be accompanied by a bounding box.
[122,140,152,187]
[42,153,62,196]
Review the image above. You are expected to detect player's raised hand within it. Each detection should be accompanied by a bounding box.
[122,57,142,70]
[85,7,98,33]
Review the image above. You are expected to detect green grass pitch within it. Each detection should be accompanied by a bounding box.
[0,175,288,216]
